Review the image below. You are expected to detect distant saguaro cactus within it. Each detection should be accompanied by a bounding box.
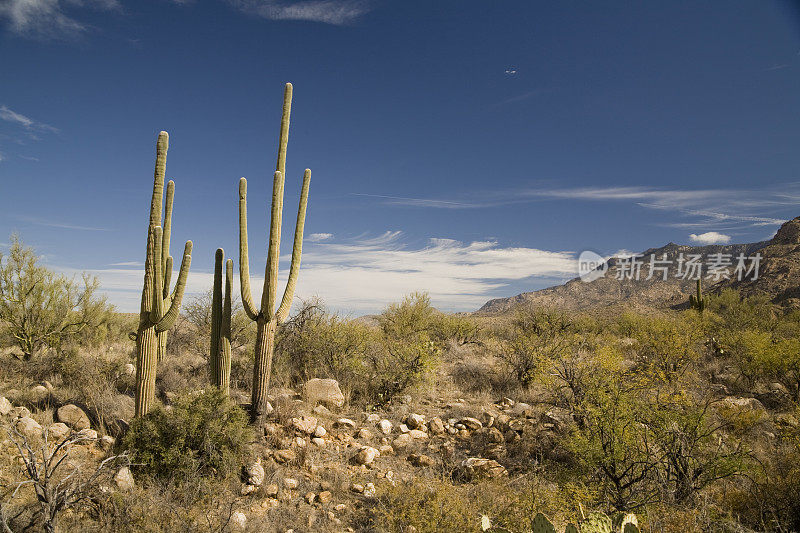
[210,248,233,395]
[239,83,311,424]
[689,278,705,313]
[134,131,193,418]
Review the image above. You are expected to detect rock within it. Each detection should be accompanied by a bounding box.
[335,418,357,429]
[311,437,325,447]
[366,413,380,423]
[542,407,574,432]
[392,433,413,449]
[351,483,364,493]
[12,406,31,419]
[293,436,307,447]
[494,413,511,431]
[243,459,265,486]
[480,411,496,428]
[264,422,281,437]
[399,423,409,433]
[47,423,71,441]
[312,404,332,416]
[16,417,42,439]
[274,449,296,464]
[123,363,136,376]
[408,429,428,440]
[379,444,394,456]
[405,413,425,429]
[407,454,434,467]
[0,397,13,416]
[230,510,247,530]
[357,428,373,440]
[457,457,508,481]
[265,484,279,498]
[354,446,380,465]
[240,484,256,495]
[304,378,345,408]
[363,482,376,497]
[378,419,393,435]
[460,417,483,431]
[721,397,767,415]
[114,467,135,491]
[510,402,533,417]
[318,490,332,504]
[283,478,299,490]
[313,425,327,438]
[305,492,316,504]
[100,435,116,451]
[30,385,50,402]
[57,404,91,431]
[427,417,445,435]
[290,415,318,435]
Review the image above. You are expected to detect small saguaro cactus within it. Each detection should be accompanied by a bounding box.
[239,83,311,424]
[210,248,233,395]
[689,278,706,313]
[134,131,193,418]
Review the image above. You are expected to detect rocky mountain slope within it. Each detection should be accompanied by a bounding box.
[477,216,800,314]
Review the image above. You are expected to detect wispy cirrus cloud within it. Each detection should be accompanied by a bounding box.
[0,105,59,134]
[306,232,333,242]
[12,215,110,231]
[0,0,119,40]
[225,0,370,24]
[62,231,578,313]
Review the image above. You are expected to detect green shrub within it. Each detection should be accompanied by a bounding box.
[122,389,252,481]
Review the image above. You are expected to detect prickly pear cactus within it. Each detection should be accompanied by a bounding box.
[531,512,557,533]
[581,512,613,533]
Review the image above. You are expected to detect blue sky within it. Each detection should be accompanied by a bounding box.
[1,0,799,314]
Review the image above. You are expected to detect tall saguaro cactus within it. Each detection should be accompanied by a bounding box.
[210,248,233,395]
[239,83,311,424]
[689,278,705,313]
[134,131,193,418]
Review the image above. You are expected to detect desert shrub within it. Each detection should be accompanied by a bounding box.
[122,389,252,481]
[621,313,702,384]
[361,336,440,405]
[378,291,438,341]
[0,235,114,359]
[496,307,578,387]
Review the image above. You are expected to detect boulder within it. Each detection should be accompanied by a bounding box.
[47,423,71,441]
[378,419,393,435]
[243,459,265,486]
[0,397,13,416]
[721,397,767,415]
[303,378,345,408]
[457,457,508,481]
[57,404,91,431]
[114,467,135,491]
[290,415,318,435]
[16,416,42,439]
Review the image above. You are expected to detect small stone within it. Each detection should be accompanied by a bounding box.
[274,449,296,464]
[312,404,332,416]
[100,435,116,451]
[0,397,13,416]
[379,444,395,456]
[399,424,409,433]
[405,413,425,429]
[293,437,307,447]
[243,459,265,486]
[305,492,316,504]
[335,418,356,429]
[311,437,325,447]
[78,429,98,440]
[318,490,332,504]
[363,482,376,497]
[357,428,373,440]
[313,425,327,438]
[392,433,413,449]
[460,417,483,431]
[230,510,247,530]
[265,484,279,498]
[457,457,508,481]
[114,466,135,491]
[283,478,299,490]
[12,406,30,419]
[366,413,380,423]
[354,446,380,465]
[241,484,257,496]
[57,404,91,431]
[47,423,71,441]
[510,402,532,417]
[16,417,42,439]
[334,503,347,512]
[378,419,392,434]
[123,363,136,376]
[427,417,445,435]
[408,429,428,440]
[351,483,364,493]
[291,415,318,435]
[407,453,434,467]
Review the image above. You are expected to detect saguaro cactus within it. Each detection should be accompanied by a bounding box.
[210,248,233,395]
[689,278,705,313]
[134,131,193,418]
[239,83,311,424]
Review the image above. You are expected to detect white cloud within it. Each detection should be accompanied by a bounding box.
[689,231,732,245]
[0,0,118,39]
[0,105,58,133]
[307,232,333,242]
[226,0,370,24]
[58,231,579,314]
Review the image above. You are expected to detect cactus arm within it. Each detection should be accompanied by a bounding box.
[140,225,157,316]
[220,258,233,394]
[210,248,223,383]
[276,168,311,323]
[238,177,260,320]
[261,170,285,319]
[276,83,292,178]
[156,240,192,333]
[163,255,173,299]
[162,180,174,273]
[151,226,164,324]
